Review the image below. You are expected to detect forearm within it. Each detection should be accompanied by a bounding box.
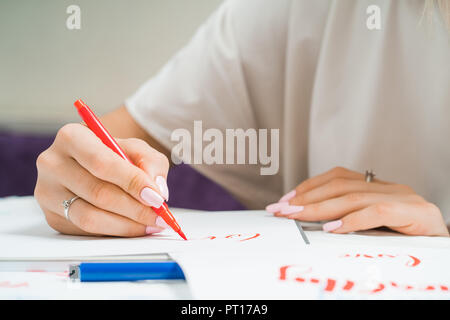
[100,106,171,161]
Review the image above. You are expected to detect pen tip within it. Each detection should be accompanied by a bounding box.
[178,230,187,241]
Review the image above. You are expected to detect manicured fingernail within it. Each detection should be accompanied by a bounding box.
[156,216,169,229]
[140,187,164,208]
[280,205,304,215]
[323,220,342,232]
[265,202,289,213]
[145,226,164,234]
[279,190,296,202]
[155,176,169,201]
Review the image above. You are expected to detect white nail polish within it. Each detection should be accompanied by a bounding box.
[156,176,169,201]
[140,187,164,208]
[156,216,169,229]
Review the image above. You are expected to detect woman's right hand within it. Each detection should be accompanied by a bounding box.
[34,123,171,237]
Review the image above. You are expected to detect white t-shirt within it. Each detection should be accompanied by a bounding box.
[126,0,450,223]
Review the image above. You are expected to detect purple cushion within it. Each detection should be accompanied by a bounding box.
[0,132,244,211]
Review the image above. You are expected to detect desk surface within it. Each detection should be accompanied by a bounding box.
[0,196,449,300]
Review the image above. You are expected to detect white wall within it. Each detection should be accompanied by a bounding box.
[0,0,222,133]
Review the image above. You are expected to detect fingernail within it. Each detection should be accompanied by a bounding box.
[140,187,164,208]
[156,216,169,229]
[280,205,304,215]
[323,220,342,232]
[265,202,289,213]
[155,176,169,201]
[145,226,164,234]
[279,190,296,202]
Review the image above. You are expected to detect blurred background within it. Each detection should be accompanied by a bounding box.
[0,0,244,210]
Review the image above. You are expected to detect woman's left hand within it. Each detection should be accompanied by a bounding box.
[266,167,449,237]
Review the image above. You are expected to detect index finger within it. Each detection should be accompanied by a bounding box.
[56,123,165,208]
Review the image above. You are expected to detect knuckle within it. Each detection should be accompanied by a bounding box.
[128,137,148,148]
[394,184,414,193]
[33,184,44,203]
[344,193,365,203]
[134,205,154,224]
[418,201,438,213]
[56,123,78,142]
[90,182,111,207]
[331,166,347,177]
[44,211,60,232]
[406,194,424,203]
[36,151,52,170]
[329,178,346,191]
[296,181,309,192]
[127,172,144,194]
[157,153,170,169]
[291,194,304,205]
[307,203,320,215]
[143,150,170,171]
[373,203,393,216]
[89,153,109,176]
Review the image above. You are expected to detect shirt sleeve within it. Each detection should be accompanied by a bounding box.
[125,0,286,209]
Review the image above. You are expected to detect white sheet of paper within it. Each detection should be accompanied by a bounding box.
[1,196,449,300]
[0,196,305,258]
[0,271,190,299]
[172,245,450,299]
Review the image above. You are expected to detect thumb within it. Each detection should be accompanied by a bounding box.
[117,138,170,201]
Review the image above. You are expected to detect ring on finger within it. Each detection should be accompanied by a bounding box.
[62,196,80,221]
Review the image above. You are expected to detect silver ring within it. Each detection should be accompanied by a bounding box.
[365,170,376,183]
[63,196,80,221]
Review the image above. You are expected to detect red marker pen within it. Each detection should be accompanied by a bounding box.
[74,99,187,240]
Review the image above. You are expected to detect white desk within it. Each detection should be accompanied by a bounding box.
[0,196,449,300]
[0,196,194,299]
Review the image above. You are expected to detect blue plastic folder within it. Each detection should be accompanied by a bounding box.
[69,262,185,282]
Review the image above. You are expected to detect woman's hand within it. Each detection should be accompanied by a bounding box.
[34,123,171,237]
[266,167,449,237]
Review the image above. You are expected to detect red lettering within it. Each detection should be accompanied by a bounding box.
[341,253,420,267]
[240,233,260,241]
[225,234,241,239]
[279,265,290,281]
[342,280,354,291]
[371,283,385,294]
[405,255,421,267]
[0,281,28,288]
[324,279,336,292]
[26,269,47,273]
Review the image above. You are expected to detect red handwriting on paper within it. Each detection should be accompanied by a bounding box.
[340,253,421,267]
[278,265,448,295]
[26,269,69,277]
[200,233,261,242]
[0,281,29,288]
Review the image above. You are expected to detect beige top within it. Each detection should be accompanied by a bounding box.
[126,0,450,223]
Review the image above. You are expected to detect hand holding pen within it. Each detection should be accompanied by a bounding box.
[34,100,186,239]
